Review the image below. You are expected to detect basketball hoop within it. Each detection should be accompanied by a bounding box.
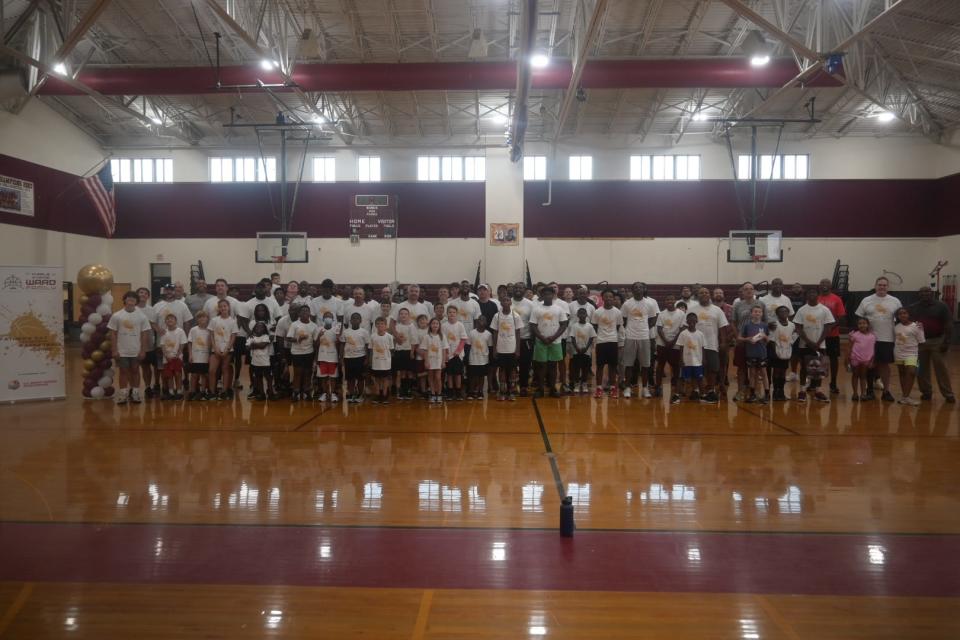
[272,255,286,272]
[752,255,767,270]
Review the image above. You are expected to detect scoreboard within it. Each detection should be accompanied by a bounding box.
[349,195,397,239]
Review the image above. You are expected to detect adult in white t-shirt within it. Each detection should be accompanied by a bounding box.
[154,285,193,332]
[108,293,153,403]
[389,284,432,330]
[686,287,730,401]
[620,283,660,397]
[759,278,795,323]
[448,286,482,328]
[855,276,903,400]
[310,278,343,322]
[344,287,375,333]
[567,287,596,327]
[202,279,243,319]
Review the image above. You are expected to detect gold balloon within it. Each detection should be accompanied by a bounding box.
[90,350,104,362]
[100,340,112,351]
[80,295,89,304]
[77,264,114,295]
[83,359,96,371]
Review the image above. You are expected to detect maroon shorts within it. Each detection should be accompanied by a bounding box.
[733,342,747,368]
[162,358,183,376]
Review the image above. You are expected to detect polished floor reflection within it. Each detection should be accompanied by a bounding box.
[0,348,958,637]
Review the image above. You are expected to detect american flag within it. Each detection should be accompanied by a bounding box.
[80,162,116,237]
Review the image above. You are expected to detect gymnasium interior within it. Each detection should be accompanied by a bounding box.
[1,0,959,637]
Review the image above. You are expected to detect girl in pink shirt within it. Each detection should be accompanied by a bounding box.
[847,317,876,401]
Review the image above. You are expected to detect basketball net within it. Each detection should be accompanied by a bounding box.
[272,255,286,272]
[752,255,767,271]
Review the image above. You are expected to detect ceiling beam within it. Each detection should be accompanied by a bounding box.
[718,0,818,62]
[552,0,609,141]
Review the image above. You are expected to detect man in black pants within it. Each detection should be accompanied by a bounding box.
[511,282,535,396]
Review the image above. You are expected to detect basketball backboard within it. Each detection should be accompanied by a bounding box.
[255,231,308,263]
[728,230,783,263]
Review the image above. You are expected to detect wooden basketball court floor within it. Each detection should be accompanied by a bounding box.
[1,348,958,638]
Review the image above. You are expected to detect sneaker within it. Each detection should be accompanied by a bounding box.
[797,391,807,401]
[946,396,956,404]
[772,391,787,401]
[130,388,142,404]
[225,389,235,400]
[519,388,529,398]
[255,393,266,401]
[561,384,572,394]
[508,393,517,402]
[609,387,619,399]
[690,392,701,402]
[851,393,860,402]
[863,391,876,401]
[549,389,561,398]
[881,391,896,402]
[533,390,544,398]
[622,386,632,399]
[920,393,932,401]
[318,392,328,402]
[703,391,719,403]
[115,389,128,405]
[594,387,604,399]
[246,390,257,400]
[234,383,243,391]
[814,391,829,403]
[670,394,681,405]
[830,385,840,395]
[331,393,339,403]
[899,397,921,406]
[642,387,653,399]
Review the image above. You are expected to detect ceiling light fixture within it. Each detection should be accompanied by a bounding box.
[490,112,507,125]
[150,117,162,125]
[742,31,772,67]
[876,111,896,123]
[530,53,550,68]
[260,59,278,71]
[52,62,67,75]
[750,54,771,67]
[312,114,326,124]
[692,111,709,122]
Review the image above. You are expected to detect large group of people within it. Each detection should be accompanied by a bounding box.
[105,272,955,407]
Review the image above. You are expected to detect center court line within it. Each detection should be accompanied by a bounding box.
[0,582,33,638]
[531,397,566,499]
[735,405,802,435]
[409,589,434,640]
[293,404,332,431]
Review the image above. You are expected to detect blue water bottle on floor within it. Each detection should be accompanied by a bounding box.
[560,496,575,537]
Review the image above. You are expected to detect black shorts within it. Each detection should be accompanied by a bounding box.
[394,351,412,372]
[468,364,488,377]
[824,336,841,358]
[371,369,391,378]
[446,357,464,376]
[770,357,790,370]
[188,362,209,375]
[875,341,895,364]
[496,353,517,369]
[746,357,767,368]
[251,365,272,375]
[596,342,619,368]
[141,349,159,366]
[291,353,314,369]
[344,357,365,380]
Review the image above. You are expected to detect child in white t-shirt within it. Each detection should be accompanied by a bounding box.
[159,313,187,400]
[108,290,152,405]
[208,298,239,400]
[187,311,212,400]
[273,304,299,396]
[370,317,395,404]
[674,312,707,404]
[491,296,524,400]
[340,312,371,403]
[568,307,597,394]
[419,318,449,404]
[247,321,276,400]
[286,305,319,402]
[315,311,341,402]
[412,314,430,398]
[442,306,468,400]
[894,307,925,406]
[654,297,686,398]
[392,308,418,400]
[467,316,494,400]
[768,305,798,401]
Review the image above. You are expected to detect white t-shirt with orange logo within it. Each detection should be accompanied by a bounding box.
[679,328,706,367]
[370,332,395,370]
[316,323,341,363]
[421,332,449,370]
[685,302,729,352]
[188,326,212,364]
[591,306,623,344]
[655,309,687,347]
[209,316,239,353]
[621,297,660,340]
[442,320,468,360]
[340,327,370,359]
[793,304,836,347]
[287,320,319,356]
[159,327,187,363]
[530,303,568,339]
[107,308,152,357]
[491,310,524,354]
[468,329,493,365]
[855,294,902,343]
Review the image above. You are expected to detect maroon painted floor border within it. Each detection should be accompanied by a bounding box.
[1,523,957,597]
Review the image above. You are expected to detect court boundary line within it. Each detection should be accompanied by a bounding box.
[532,397,566,499]
[735,405,802,435]
[293,404,332,431]
[1,518,957,537]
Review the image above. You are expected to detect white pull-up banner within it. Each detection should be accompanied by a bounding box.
[0,265,66,402]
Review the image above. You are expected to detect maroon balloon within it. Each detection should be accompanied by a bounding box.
[104,386,115,396]
[88,294,101,306]
[101,358,113,369]
[82,388,93,398]
[81,304,95,316]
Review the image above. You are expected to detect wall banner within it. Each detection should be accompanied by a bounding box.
[0,266,65,402]
[0,175,35,217]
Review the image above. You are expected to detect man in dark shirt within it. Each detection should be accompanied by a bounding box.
[910,286,954,402]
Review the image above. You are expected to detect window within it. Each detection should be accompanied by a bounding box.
[738,154,808,180]
[110,158,173,183]
[417,156,485,181]
[630,155,700,181]
[210,157,276,182]
[523,155,547,180]
[358,156,381,182]
[313,157,336,182]
[569,155,592,180]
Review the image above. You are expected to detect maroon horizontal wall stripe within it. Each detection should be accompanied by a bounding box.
[524,179,952,238]
[113,181,485,238]
[1,522,958,597]
[0,155,107,237]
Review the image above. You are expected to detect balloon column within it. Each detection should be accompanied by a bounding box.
[77,264,116,399]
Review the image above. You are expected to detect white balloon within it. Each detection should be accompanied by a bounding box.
[90,386,105,399]
[96,304,111,316]
[80,333,91,343]
[102,292,113,304]
[87,313,102,325]
[98,376,113,388]
[81,322,95,334]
